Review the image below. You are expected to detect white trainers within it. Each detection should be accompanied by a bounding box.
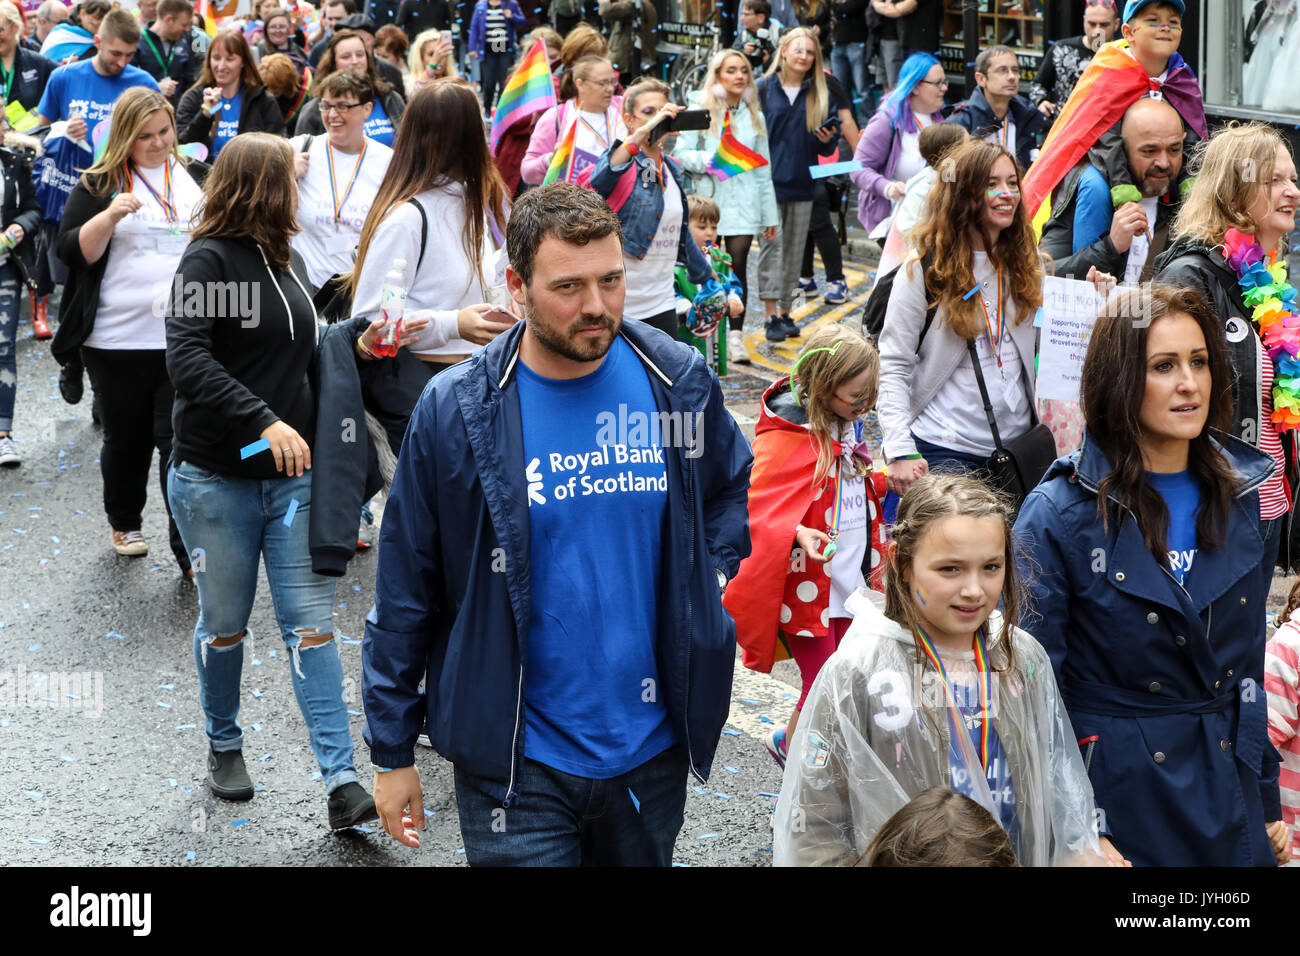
[111,529,149,556]
[0,435,18,466]
[727,329,751,365]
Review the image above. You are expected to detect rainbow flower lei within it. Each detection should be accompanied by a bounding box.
[1223,227,1300,431]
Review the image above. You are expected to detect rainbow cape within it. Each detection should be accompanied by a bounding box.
[542,118,576,185]
[706,111,768,181]
[1022,39,1207,228]
[489,38,556,151]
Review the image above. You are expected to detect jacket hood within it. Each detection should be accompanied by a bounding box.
[1044,427,1274,501]
[756,376,808,435]
[1153,235,1228,275]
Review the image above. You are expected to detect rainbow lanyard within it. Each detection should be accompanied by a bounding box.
[914,622,994,771]
[130,161,178,231]
[974,266,1005,373]
[650,151,665,189]
[326,140,368,227]
[998,112,1009,147]
[577,109,612,148]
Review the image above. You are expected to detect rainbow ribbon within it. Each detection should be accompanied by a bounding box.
[326,140,368,225]
[913,622,995,771]
[131,161,177,228]
[973,267,1005,372]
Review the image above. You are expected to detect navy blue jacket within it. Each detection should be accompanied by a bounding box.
[945,85,1047,173]
[1014,431,1283,866]
[757,75,839,203]
[8,46,55,113]
[362,319,753,803]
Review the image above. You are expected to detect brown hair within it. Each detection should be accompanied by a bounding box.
[98,6,140,43]
[686,193,720,224]
[858,788,1018,867]
[918,122,968,168]
[316,28,393,97]
[506,182,621,287]
[82,87,179,200]
[909,140,1043,339]
[157,0,194,19]
[191,132,298,268]
[1080,283,1239,563]
[885,472,1022,673]
[374,23,408,62]
[347,81,508,296]
[789,325,878,484]
[621,76,670,115]
[257,51,301,99]
[558,26,607,100]
[193,29,263,94]
[315,68,373,103]
[1172,122,1288,247]
[1280,577,1300,625]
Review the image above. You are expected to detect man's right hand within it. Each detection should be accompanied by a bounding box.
[66,115,87,142]
[1109,201,1149,254]
[375,766,425,848]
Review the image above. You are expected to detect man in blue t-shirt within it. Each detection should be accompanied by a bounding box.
[361,183,753,866]
[36,8,160,140]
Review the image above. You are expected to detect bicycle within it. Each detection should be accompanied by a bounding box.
[667,13,723,103]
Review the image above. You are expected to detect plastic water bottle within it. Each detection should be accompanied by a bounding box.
[372,259,407,358]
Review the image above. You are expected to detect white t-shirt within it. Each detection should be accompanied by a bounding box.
[88,159,203,350]
[623,167,681,320]
[570,107,624,182]
[782,85,800,105]
[1123,195,1160,285]
[911,251,1032,456]
[291,134,393,291]
[893,112,933,185]
[827,420,868,619]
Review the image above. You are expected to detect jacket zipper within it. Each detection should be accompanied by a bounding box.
[505,664,523,805]
[683,450,700,779]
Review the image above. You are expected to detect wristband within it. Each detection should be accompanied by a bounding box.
[373,765,394,773]
[624,140,639,156]
[355,335,376,360]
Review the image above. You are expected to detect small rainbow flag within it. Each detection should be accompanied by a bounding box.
[489,38,556,151]
[706,112,768,181]
[542,119,576,186]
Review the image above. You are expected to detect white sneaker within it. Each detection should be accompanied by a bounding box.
[111,529,149,556]
[727,329,751,365]
[0,435,18,466]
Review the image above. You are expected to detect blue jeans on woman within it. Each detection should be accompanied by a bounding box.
[0,261,25,433]
[831,42,868,121]
[167,463,359,794]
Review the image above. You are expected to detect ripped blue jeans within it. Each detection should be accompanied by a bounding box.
[0,262,24,433]
[167,462,359,794]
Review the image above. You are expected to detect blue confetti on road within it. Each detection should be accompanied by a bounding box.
[738,698,759,705]
[240,438,270,459]
[723,766,739,774]
[168,778,178,787]
[758,791,780,798]
[157,683,174,690]
[185,850,196,861]
[251,723,262,732]
[714,792,733,800]
[722,727,741,736]
[231,819,251,827]
[176,724,196,730]
[106,630,127,640]
[258,753,272,762]
[697,833,719,840]
[251,689,263,699]
[27,643,39,652]
[156,701,172,709]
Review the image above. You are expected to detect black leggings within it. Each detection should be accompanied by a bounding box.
[479,50,514,111]
[801,181,844,282]
[722,234,753,327]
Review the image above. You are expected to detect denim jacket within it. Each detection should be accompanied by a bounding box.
[588,143,713,287]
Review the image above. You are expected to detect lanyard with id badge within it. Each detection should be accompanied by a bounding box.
[130,160,189,256]
[322,139,368,257]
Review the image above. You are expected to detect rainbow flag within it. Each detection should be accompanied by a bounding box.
[1022,39,1207,223]
[40,22,94,64]
[489,38,556,151]
[542,119,576,186]
[706,111,768,181]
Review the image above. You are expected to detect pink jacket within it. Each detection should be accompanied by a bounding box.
[520,100,623,186]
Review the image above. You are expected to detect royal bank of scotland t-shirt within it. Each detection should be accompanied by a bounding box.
[211,89,242,158]
[939,647,1019,841]
[1148,469,1200,584]
[362,96,396,147]
[37,59,160,125]
[516,335,676,777]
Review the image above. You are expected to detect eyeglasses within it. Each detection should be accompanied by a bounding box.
[918,78,948,88]
[319,101,364,114]
[983,66,1019,77]
[834,390,872,411]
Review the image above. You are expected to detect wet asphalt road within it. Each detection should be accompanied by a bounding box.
[0,289,858,869]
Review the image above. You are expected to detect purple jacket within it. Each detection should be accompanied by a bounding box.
[851,107,944,235]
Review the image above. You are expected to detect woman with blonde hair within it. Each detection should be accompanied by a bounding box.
[1157,122,1300,570]
[54,87,207,568]
[877,140,1046,498]
[672,48,779,362]
[166,132,394,826]
[405,27,458,96]
[755,26,839,344]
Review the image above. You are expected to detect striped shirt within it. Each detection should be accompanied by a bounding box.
[1259,357,1290,520]
[1266,613,1300,864]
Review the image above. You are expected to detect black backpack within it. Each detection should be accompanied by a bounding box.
[861,252,937,353]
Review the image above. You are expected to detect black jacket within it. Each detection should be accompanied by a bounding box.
[1155,236,1300,567]
[176,84,286,146]
[51,158,210,367]
[166,235,318,479]
[946,85,1048,173]
[133,24,202,108]
[6,46,55,113]
[0,140,42,288]
[396,0,452,38]
[830,0,867,45]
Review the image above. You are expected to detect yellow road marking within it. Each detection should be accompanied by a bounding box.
[742,260,876,375]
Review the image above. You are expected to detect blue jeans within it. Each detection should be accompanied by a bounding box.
[0,261,23,432]
[454,745,689,866]
[912,433,990,474]
[831,42,868,118]
[167,463,358,794]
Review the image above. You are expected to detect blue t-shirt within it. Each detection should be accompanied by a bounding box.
[516,336,675,777]
[1148,469,1200,583]
[37,59,160,125]
[947,679,1019,839]
[211,89,243,158]
[362,96,395,147]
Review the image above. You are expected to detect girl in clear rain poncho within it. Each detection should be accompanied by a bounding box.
[773,472,1119,866]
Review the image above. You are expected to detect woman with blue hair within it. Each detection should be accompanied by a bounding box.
[850,52,947,237]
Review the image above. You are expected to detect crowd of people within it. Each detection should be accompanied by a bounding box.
[3,0,1300,869]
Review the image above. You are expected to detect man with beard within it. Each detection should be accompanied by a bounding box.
[1039,96,1185,283]
[361,182,753,866]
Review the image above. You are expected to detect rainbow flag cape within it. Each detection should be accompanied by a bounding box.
[542,118,576,185]
[489,38,556,151]
[706,111,768,181]
[1022,39,1207,229]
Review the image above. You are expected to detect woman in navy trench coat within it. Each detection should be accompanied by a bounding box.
[1014,284,1288,867]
